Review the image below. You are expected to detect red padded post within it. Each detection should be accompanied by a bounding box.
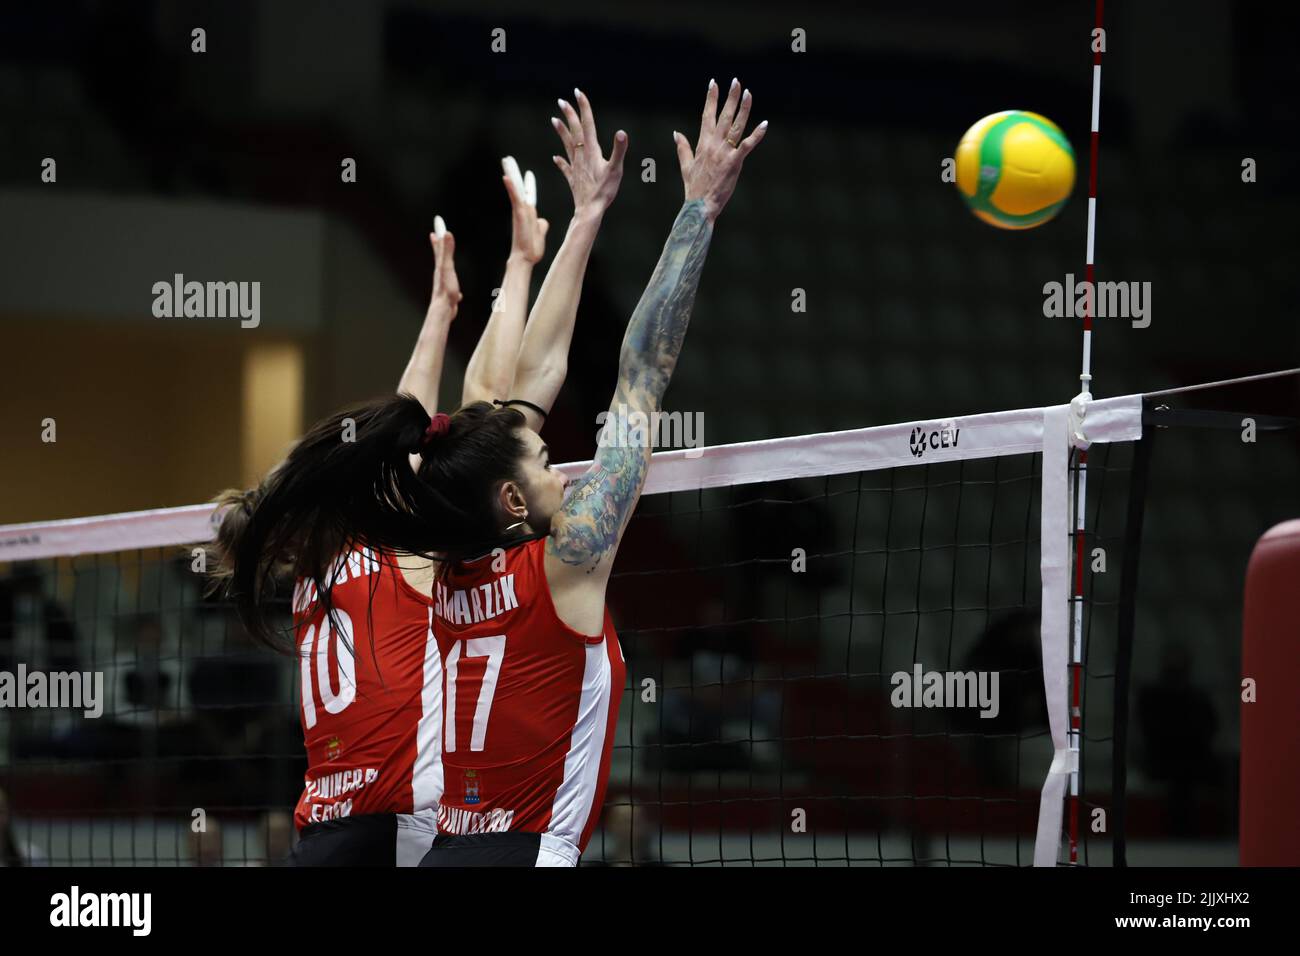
[1240,519,1300,866]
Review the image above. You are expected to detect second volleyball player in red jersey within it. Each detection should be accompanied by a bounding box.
[419,78,765,866]
[426,523,626,865]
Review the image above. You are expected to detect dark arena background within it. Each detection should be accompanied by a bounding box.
[1,0,1298,899]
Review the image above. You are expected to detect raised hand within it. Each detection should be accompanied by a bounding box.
[551,88,628,217]
[428,215,463,320]
[673,78,767,223]
[501,156,549,264]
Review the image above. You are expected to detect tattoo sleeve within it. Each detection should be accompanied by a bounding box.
[549,200,714,572]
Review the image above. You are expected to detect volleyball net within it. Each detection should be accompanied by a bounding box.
[2,380,1296,866]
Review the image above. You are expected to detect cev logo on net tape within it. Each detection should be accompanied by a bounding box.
[908,422,961,459]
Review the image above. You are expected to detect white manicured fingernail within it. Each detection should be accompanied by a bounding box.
[558,98,568,110]
[730,77,738,89]
[433,215,446,237]
[759,120,768,128]
[502,156,524,194]
[708,78,716,90]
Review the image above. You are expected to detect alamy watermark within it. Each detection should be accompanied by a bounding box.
[1042,273,1151,328]
[0,664,103,718]
[890,664,1000,719]
[50,886,151,936]
[596,404,705,458]
[152,274,260,328]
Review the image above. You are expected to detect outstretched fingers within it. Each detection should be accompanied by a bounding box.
[725,88,753,146]
[700,77,719,138]
[738,118,768,157]
[501,156,526,198]
[574,88,602,160]
[608,128,629,171]
[673,129,694,177]
[557,98,584,157]
[438,231,455,276]
[551,112,577,163]
[429,227,460,302]
[503,177,536,237]
[715,78,742,141]
[552,152,572,183]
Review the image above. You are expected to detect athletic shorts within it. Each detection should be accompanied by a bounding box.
[287,810,438,867]
[418,831,580,867]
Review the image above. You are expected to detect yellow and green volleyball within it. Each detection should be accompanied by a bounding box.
[954,111,1075,230]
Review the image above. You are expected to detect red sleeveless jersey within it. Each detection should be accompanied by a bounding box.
[432,536,625,854]
[290,547,442,830]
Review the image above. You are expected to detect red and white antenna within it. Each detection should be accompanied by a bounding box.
[1068,0,1107,866]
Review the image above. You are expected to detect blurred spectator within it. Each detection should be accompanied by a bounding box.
[655,644,781,773]
[0,785,47,867]
[259,809,295,866]
[1137,642,1223,835]
[109,613,190,727]
[56,612,190,761]
[585,803,663,867]
[223,810,296,866]
[182,615,287,808]
[960,610,1049,791]
[189,817,224,867]
[0,562,80,673]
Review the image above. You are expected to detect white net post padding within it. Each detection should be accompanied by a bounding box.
[1035,404,1074,866]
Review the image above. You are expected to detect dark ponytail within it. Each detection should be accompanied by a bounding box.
[209,394,527,651]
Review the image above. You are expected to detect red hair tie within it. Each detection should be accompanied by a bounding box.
[422,412,451,447]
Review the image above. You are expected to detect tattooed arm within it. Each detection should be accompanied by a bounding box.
[545,79,766,634]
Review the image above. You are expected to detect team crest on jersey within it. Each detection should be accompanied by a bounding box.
[463,769,481,805]
[326,736,343,761]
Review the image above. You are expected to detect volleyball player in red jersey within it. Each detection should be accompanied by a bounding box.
[220,79,763,866]
[417,78,765,866]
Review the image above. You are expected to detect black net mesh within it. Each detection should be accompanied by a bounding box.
[590,442,1131,866]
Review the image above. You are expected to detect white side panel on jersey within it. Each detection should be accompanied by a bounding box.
[547,640,614,848]
[299,626,317,729]
[443,641,461,753]
[411,607,445,813]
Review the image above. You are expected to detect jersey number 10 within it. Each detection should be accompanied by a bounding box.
[299,610,357,730]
